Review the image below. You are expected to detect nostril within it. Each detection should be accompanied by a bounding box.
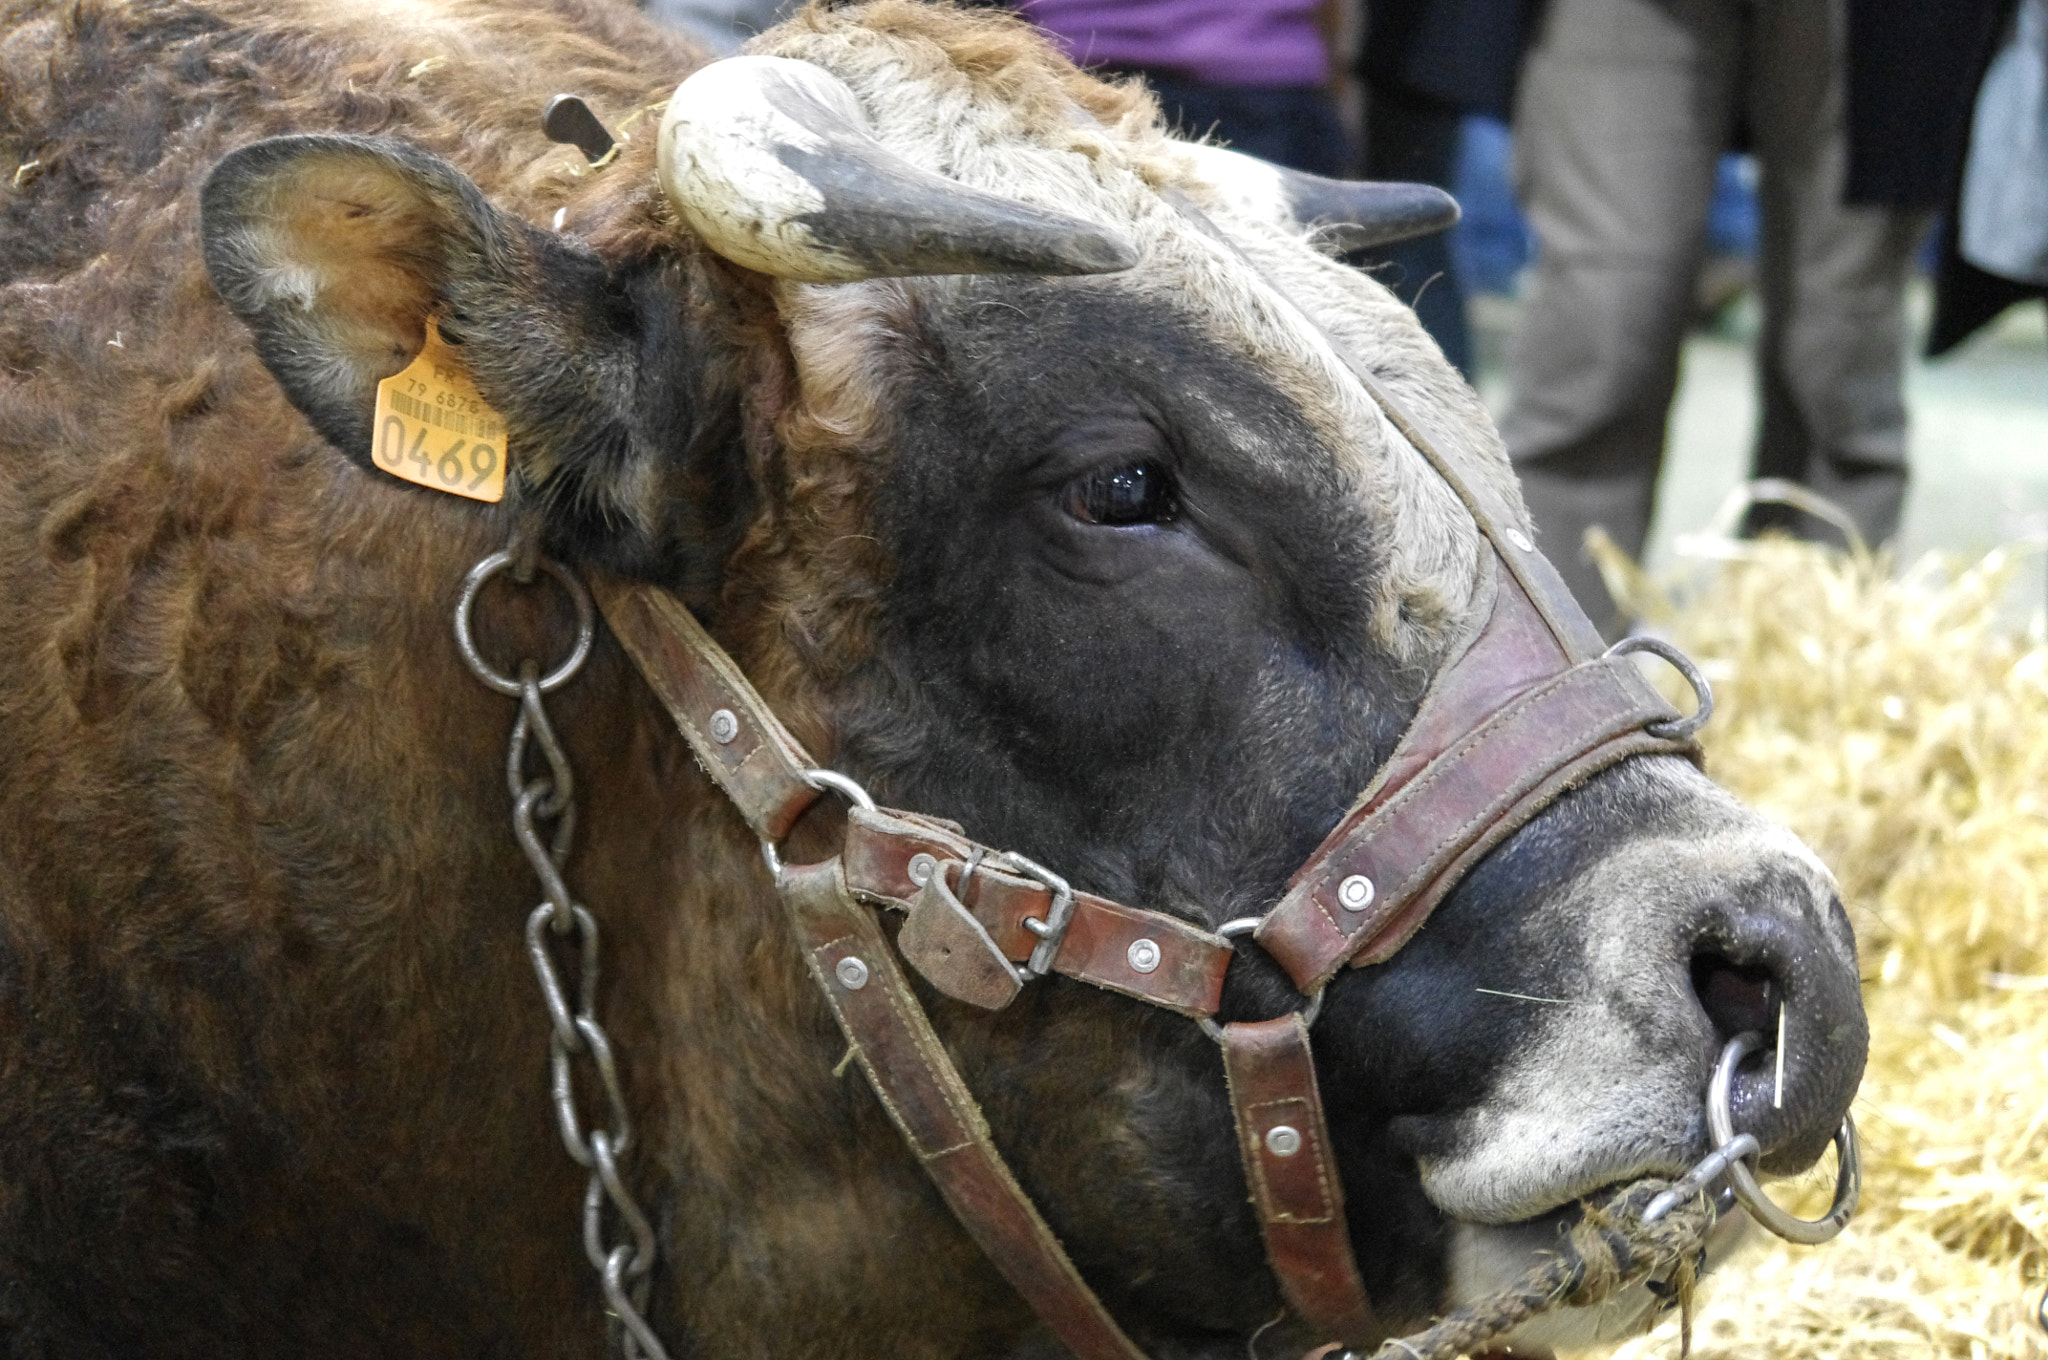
[1690,951,1775,1044]
[1684,902,1868,1174]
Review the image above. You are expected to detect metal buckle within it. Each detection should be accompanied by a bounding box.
[1004,851,1075,978]
[1198,917,1324,1040]
[759,767,876,884]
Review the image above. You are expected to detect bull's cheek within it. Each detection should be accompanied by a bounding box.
[1409,1004,1702,1224]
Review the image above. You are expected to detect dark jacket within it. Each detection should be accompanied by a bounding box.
[1846,0,2012,207]
[1358,0,1536,120]
[1921,0,2047,354]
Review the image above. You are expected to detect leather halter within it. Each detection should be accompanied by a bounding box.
[588,351,1701,1355]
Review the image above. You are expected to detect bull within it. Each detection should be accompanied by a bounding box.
[0,1,1865,1357]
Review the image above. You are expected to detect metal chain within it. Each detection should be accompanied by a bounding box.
[456,547,673,1360]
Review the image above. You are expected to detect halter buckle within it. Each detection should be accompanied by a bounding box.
[1005,851,1076,978]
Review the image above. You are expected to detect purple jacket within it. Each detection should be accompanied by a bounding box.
[1021,0,1330,87]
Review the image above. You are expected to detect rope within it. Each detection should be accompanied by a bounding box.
[1362,1180,1715,1360]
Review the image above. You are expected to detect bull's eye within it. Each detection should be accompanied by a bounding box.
[1063,461,1178,527]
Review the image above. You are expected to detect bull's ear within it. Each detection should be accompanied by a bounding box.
[200,134,631,485]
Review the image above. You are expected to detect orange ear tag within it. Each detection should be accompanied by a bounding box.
[371,317,509,502]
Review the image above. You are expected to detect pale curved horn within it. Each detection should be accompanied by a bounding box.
[659,56,1139,283]
[1176,141,1460,250]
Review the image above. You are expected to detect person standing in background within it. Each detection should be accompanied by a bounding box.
[1930,0,2047,357]
[1354,0,1535,379]
[1500,0,2006,636]
[1020,0,1353,178]
[1024,0,1500,376]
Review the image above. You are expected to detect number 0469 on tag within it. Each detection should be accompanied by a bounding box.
[372,317,508,503]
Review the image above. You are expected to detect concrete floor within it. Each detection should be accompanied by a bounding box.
[1470,289,2048,616]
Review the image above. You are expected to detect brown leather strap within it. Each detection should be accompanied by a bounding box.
[1219,1016,1381,1348]
[590,572,822,842]
[780,857,1152,1360]
[843,805,1232,1018]
[1347,366,1606,666]
[591,577,1231,1018]
[1256,562,1693,991]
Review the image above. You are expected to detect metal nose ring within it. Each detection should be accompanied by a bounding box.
[1704,1031,1860,1243]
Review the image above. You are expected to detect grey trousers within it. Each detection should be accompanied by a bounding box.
[1499,0,1930,632]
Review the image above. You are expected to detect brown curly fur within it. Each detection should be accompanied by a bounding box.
[0,2,1089,1356]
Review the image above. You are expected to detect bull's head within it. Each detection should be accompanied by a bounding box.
[199,5,1865,1353]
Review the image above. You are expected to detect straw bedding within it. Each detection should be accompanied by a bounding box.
[1571,534,2048,1360]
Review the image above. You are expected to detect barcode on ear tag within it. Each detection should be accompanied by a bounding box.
[371,317,508,502]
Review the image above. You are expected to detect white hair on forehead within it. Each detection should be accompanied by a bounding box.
[754,9,1507,660]
[1124,215,1492,653]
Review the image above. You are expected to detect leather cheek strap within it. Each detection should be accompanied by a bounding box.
[781,857,1152,1360]
[596,579,1162,1359]
[1219,1015,1383,1350]
[591,573,821,842]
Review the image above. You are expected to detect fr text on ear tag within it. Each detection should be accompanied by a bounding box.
[372,317,508,502]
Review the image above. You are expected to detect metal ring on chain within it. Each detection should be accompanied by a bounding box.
[458,546,671,1360]
[1706,1032,1860,1245]
[1197,917,1325,1041]
[1603,634,1715,741]
[455,549,597,696]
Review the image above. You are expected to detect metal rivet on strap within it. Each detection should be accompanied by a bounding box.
[1505,528,1534,553]
[1337,874,1376,912]
[907,853,938,886]
[835,956,870,991]
[708,708,740,744]
[1265,1125,1303,1158]
[1126,938,1162,974]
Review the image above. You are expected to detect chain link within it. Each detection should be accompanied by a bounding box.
[456,548,672,1360]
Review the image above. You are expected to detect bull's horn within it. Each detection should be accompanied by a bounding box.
[1178,141,1460,250]
[659,56,1139,283]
